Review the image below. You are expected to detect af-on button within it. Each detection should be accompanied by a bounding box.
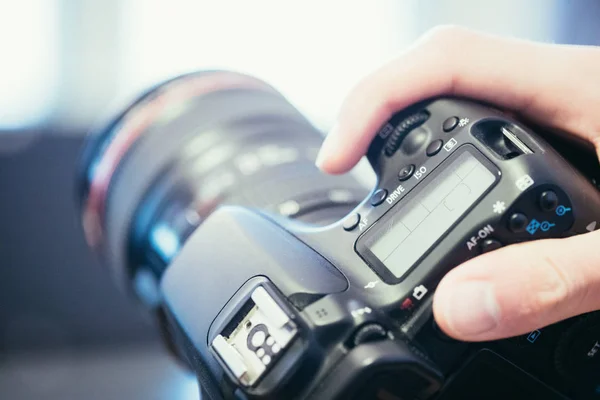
[480,239,502,253]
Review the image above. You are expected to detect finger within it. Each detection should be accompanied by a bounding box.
[316,25,600,174]
[432,229,600,342]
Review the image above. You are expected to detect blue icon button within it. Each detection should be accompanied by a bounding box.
[527,329,541,343]
[527,219,556,234]
[526,219,541,235]
[556,205,572,216]
[540,221,556,232]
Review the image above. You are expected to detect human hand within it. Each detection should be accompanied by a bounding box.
[316,26,600,342]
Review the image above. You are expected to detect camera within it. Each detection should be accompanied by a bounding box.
[78,70,600,399]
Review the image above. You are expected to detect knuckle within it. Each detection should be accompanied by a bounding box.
[417,25,470,48]
[592,129,600,152]
[528,255,575,315]
[410,25,472,93]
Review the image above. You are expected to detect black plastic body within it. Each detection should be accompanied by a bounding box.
[161,97,600,399]
[77,70,368,298]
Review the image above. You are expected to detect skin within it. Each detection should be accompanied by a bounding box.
[315,26,600,342]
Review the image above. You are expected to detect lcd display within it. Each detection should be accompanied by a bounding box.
[367,151,495,278]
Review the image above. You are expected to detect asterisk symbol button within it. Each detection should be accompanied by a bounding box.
[493,201,506,214]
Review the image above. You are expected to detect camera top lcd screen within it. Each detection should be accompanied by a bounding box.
[367,151,495,278]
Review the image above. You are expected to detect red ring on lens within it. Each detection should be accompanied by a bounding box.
[82,72,276,250]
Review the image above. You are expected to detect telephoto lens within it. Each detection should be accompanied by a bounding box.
[78,70,368,306]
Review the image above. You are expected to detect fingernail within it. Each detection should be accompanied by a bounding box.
[315,124,339,171]
[440,282,501,337]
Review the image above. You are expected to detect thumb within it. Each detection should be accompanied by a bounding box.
[432,230,600,342]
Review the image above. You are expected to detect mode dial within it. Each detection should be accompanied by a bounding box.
[384,111,430,157]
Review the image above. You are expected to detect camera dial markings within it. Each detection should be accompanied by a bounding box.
[385,184,406,205]
[377,123,394,139]
[492,200,506,214]
[555,205,572,216]
[587,341,600,358]
[364,281,379,289]
[358,217,369,231]
[527,330,542,343]
[466,224,496,251]
[412,285,428,301]
[351,306,372,319]
[400,298,414,310]
[443,137,458,152]
[515,174,535,191]
[458,117,470,127]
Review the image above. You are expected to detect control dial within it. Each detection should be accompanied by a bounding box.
[351,323,389,347]
[384,111,430,157]
[554,312,600,394]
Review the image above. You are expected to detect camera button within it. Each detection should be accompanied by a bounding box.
[539,190,559,212]
[398,164,415,181]
[401,126,430,155]
[303,296,350,328]
[508,212,529,233]
[370,189,388,206]
[443,116,459,132]
[426,139,444,156]
[480,239,502,253]
[343,213,361,231]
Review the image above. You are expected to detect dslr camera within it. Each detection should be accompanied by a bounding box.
[79,71,600,399]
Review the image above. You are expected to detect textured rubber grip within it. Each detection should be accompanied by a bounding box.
[384,111,430,157]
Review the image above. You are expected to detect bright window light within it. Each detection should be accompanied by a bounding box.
[0,1,59,129]
[118,0,419,131]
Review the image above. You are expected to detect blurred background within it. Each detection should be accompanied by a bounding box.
[0,0,599,399]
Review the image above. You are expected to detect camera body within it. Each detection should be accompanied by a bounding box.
[159,97,600,399]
